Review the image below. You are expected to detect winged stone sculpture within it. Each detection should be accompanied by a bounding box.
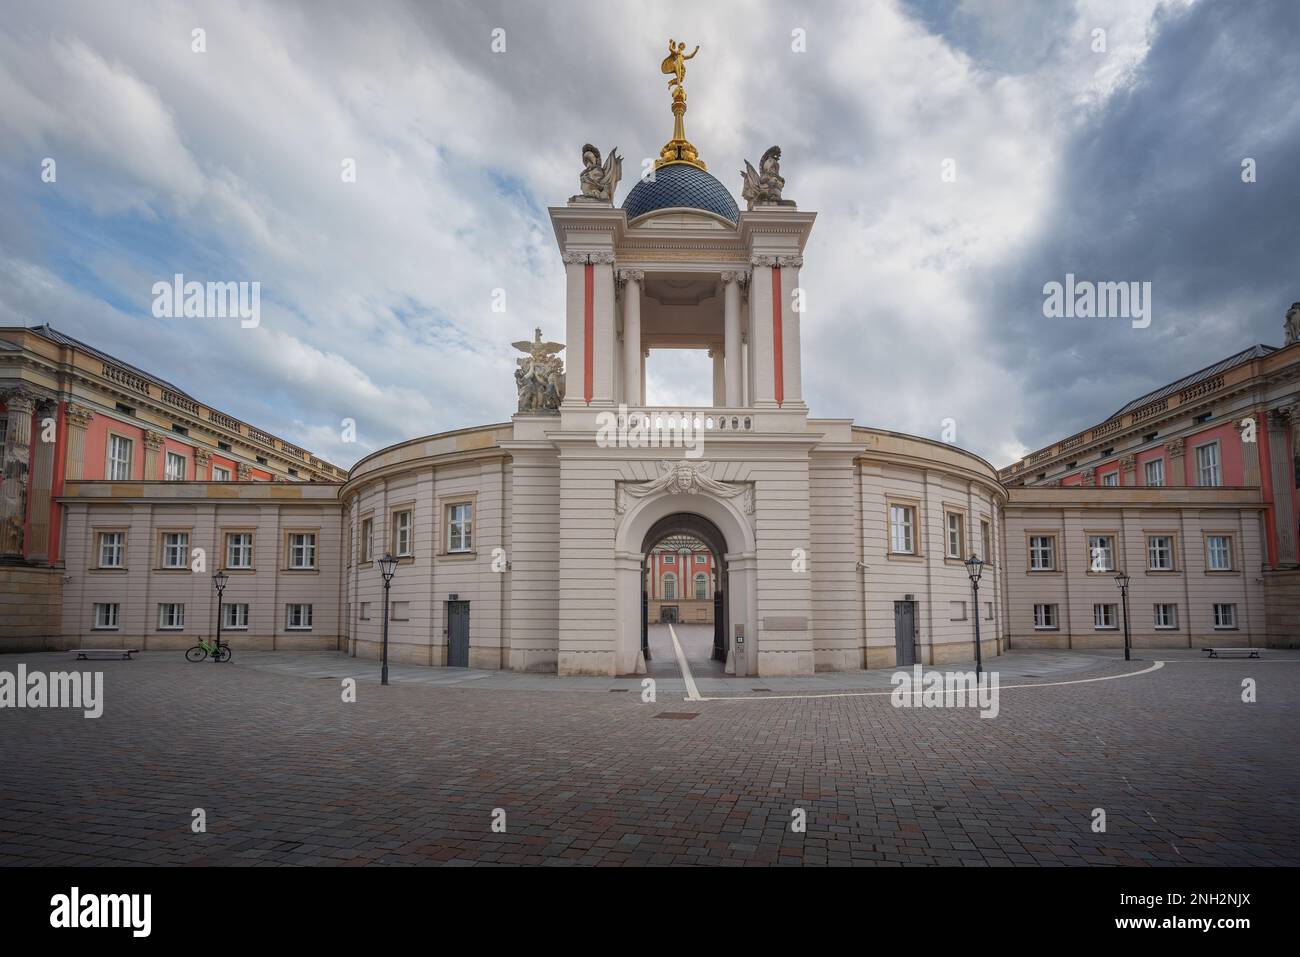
[578,144,623,202]
[512,328,566,413]
[740,145,792,210]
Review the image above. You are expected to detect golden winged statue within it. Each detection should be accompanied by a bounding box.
[660,39,698,90]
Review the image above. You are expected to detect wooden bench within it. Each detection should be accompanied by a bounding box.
[74,649,139,661]
[1202,647,1261,659]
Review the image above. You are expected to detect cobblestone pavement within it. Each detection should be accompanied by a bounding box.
[0,650,1296,866]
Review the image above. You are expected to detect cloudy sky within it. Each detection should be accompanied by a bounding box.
[1,0,1296,470]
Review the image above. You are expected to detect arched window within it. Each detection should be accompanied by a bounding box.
[662,573,676,599]
[694,573,708,600]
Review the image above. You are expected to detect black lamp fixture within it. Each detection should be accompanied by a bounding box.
[1113,570,1132,661]
[212,570,229,664]
[378,553,398,685]
[963,554,985,678]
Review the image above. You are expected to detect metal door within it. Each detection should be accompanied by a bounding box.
[447,601,470,667]
[894,601,916,666]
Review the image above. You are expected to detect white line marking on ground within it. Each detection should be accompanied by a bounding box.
[695,660,1166,702]
[668,623,702,702]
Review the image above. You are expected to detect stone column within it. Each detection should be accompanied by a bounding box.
[721,270,746,407]
[710,348,725,406]
[777,254,804,406]
[561,251,588,408]
[640,349,647,406]
[26,398,58,562]
[1238,414,1262,487]
[143,430,166,481]
[1268,407,1298,565]
[748,256,777,406]
[591,252,616,406]
[194,448,212,481]
[64,404,94,481]
[618,269,643,407]
[0,389,36,559]
[1120,455,1136,486]
[1164,438,1185,485]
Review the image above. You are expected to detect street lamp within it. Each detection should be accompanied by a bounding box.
[963,554,985,679]
[1114,571,1132,661]
[378,552,398,685]
[212,570,229,664]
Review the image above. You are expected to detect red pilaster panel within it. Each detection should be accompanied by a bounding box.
[584,263,594,405]
[771,266,784,407]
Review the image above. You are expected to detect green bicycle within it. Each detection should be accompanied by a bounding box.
[185,638,231,663]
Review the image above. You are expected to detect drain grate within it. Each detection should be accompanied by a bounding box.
[608,688,629,693]
[751,687,772,692]
[654,712,700,720]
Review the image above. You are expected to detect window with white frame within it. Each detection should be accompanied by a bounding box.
[662,573,676,599]
[97,531,124,568]
[225,532,253,569]
[164,451,186,481]
[447,502,473,553]
[286,603,313,630]
[393,510,413,557]
[288,533,316,569]
[694,573,708,600]
[222,603,249,629]
[1033,604,1058,629]
[161,531,189,568]
[1029,535,1056,571]
[1087,534,1115,572]
[93,603,120,630]
[1205,534,1233,571]
[360,518,373,562]
[696,554,707,565]
[212,465,232,481]
[1212,603,1237,629]
[889,504,915,555]
[108,435,133,480]
[158,603,185,629]
[946,512,963,559]
[1196,442,1221,487]
[1144,458,1164,487]
[1147,534,1174,571]
[662,554,675,564]
[1101,471,1119,487]
[1153,603,1178,629]
[1093,603,1117,629]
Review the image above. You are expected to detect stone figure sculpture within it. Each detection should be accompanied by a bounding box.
[740,146,793,209]
[578,144,623,201]
[512,328,566,413]
[1286,302,1300,345]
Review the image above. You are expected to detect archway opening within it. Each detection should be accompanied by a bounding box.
[640,512,728,678]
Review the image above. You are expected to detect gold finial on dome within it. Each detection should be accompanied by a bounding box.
[656,39,707,171]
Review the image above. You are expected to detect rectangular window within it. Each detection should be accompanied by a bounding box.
[1212,603,1237,629]
[980,520,991,561]
[164,450,186,481]
[1029,535,1056,571]
[1033,604,1058,629]
[1144,458,1164,487]
[1087,534,1115,572]
[1154,603,1178,629]
[1205,535,1233,571]
[361,518,374,562]
[889,504,915,555]
[1196,442,1221,487]
[225,532,253,569]
[447,503,473,553]
[286,603,313,630]
[108,435,133,480]
[222,603,249,629]
[1093,603,1117,629]
[1101,472,1119,487]
[161,531,189,569]
[359,601,372,621]
[1147,534,1174,571]
[288,533,317,569]
[694,575,708,600]
[93,603,119,630]
[393,510,413,557]
[662,554,675,564]
[158,603,185,630]
[946,512,963,559]
[212,465,232,482]
[97,531,125,568]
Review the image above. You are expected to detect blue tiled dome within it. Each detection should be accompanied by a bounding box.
[622,163,740,225]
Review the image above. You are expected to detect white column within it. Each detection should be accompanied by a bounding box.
[619,269,643,406]
[592,253,616,405]
[721,270,745,407]
[710,349,725,406]
[778,255,803,406]
[748,257,777,406]
[561,251,587,408]
[640,350,647,406]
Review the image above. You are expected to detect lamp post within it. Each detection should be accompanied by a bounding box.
[212,570,229,664]
[1114,571,1132,661]
[378,552,398,685]
[963,554,984,679]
